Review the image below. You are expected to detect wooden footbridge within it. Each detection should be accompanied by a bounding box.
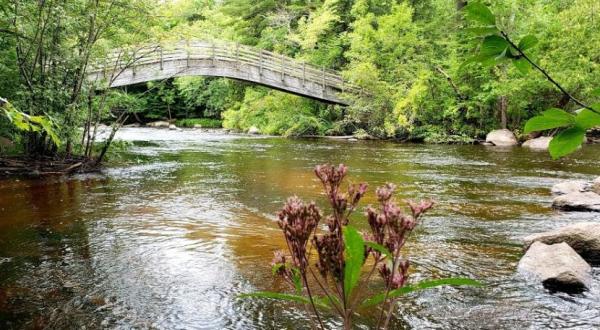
[87,40,359,105]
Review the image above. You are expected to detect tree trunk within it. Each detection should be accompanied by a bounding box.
[498,96,508,129]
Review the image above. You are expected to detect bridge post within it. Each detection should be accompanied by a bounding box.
[259,50,263,76]
[302,62,306,87]
[159,46,164,71]
[322,66,326,96]
[280,54,285,82]
[235,42,240,70]
[186,40,190,68]
[103,59,108,81]
[132,50,137,77]
[211,42,216,67]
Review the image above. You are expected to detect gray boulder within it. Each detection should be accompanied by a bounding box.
[524,223,600,265]
[522,136,552,150]
[146,121,170,128]
[553,192,600,212]
[485,129,518,147]
[551,180,590,196]
[593,177,600,195]
[248,126,260,135]
[518,241,592,293]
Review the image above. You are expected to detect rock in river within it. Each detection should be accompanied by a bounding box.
[524,223,600,266]
[551,180,590,196]
[248,126,260,135]
[593,177,600,195]
[553,192,600,212]
[522,136,552,150]
[146,121,170,128]
[518,241,592,293]
[485,129,518,147]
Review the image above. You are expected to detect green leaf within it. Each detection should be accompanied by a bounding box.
[512,57,531,74]
[590,87,600,97]
[523,108,575,134]
[271,263,284,275]
[365,241,392,260]
[360,278,482,308]
[464,27,499,37]
[518,35,538,51]
[463,2,496,26]
[239,292,330,309]
[480,35,509,58]
[548,127,587,159]
[575,109,600,130]
[291,268,303,294]
[343,226,365,299]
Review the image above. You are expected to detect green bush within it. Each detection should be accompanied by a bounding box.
[175,118,223,128]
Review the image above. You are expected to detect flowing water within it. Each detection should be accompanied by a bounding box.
[1,128,599,329]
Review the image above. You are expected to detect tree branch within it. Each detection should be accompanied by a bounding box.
[500,31,599,114]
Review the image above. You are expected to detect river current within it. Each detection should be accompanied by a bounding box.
[1,128,599,329]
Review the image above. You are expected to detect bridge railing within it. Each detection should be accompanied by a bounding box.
[89,40,362,96]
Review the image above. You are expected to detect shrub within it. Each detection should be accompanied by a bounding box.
[174,118,223,128]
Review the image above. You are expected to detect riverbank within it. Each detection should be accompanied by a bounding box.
[0,157,99,178]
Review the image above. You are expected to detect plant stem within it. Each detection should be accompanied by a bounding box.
[500,31,600,115]
[302,272,326,330]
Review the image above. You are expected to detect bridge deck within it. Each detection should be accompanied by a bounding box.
[88,40,359,105]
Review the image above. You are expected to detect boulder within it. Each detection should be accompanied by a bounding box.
[169,124,178,130]
[146,121,170,128]
[124,123,141,128]
[193,124,203,129]
[551,180,590,196]
[593,177,600,195]
[248,126,260,135]
[0,137,14,148]
[524,223,600,265]
[485,129,518,147]
[553,192,600,212]
[517,241,592,293]
[522,136,552,150]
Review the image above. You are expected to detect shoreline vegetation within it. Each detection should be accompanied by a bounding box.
[2,122,599,178]
[1,1,599,175]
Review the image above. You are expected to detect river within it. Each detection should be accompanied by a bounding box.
[1,128,599,329]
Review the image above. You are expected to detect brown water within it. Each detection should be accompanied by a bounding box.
[1,128,599,329]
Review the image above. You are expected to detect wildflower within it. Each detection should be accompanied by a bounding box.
[277,196,321,270]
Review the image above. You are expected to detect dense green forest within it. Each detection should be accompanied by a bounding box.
[1,0,599,154]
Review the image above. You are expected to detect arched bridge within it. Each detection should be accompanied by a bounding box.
[87,40,359,105]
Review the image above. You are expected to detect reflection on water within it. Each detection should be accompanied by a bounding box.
[1,128,599,329]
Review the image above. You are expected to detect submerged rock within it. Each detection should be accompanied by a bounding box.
[518,242,592,293]
[551,180,590,196]
[522,136,552,150]
[552,192,600,212]
[524,223,600,266]
[146,121,170,128]
[485,129,518,147]
[248,126,260,135]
